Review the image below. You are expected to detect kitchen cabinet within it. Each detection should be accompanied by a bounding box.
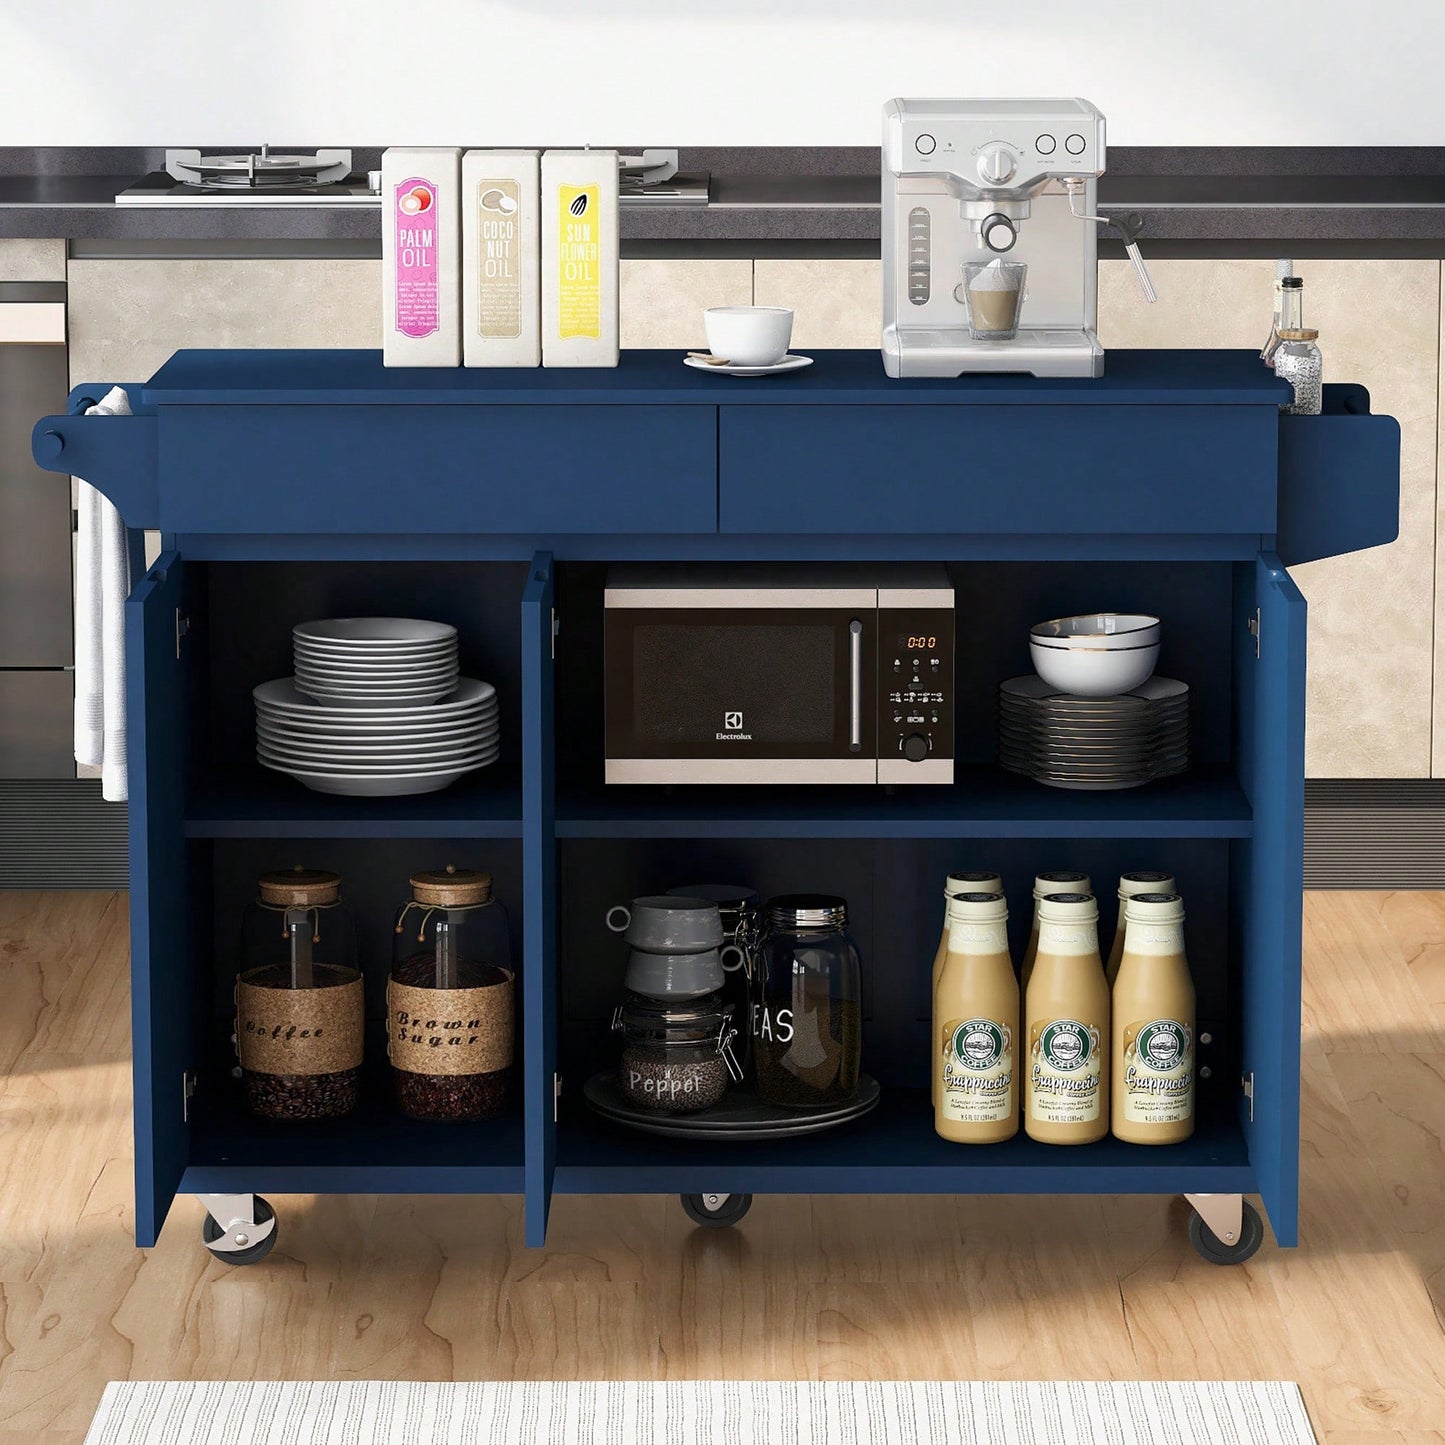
[33,347,1398,1263]
[1100,259,1439,780]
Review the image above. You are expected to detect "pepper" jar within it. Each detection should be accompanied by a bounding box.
[614,992,743,1114]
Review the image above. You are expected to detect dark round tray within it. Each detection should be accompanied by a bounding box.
[582,1071,880,1140]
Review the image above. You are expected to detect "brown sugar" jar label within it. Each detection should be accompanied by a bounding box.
[387,972,514,1077]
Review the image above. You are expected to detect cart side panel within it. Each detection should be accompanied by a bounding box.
[522,552,558,1246]
[125,551,196,1246]
[1233,554,1306,1247]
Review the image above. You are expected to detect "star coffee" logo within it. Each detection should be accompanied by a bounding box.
[1133,1019,1190,1072]
[1040,1019,1092,1072]
[951,1019,1006,1072]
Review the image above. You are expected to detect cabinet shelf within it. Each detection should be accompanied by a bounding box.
[555,764,1252,840]
[181,1096,525,1196]
[184,771,524,838]
[554,1088,1253,1197]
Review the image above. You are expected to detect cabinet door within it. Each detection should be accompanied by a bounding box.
[1233,554,1307,1246]
[125,551,196,1246]
[522,552,557,1246]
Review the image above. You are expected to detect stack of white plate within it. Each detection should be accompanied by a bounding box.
[293,617,460,704]
[997,674,1190,791]
[254,618,499,796]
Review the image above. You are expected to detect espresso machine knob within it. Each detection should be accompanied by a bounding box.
[976,144,1017,185]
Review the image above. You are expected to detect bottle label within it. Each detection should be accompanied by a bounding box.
[1036,921,1097,957]
[556,183,601,339]
[1028,1018,1102,1123]
[476,179,522,339]
[1122,923,1185,957]
[940,1016,1014,1123]
[946,920,1009,954]
[394,177,439,339]
[1121,1018,1194,1124]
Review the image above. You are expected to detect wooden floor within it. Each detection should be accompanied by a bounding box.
[1,892,1443,1444]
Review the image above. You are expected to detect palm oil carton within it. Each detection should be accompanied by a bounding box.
[541,149,619,367]
[462,149,540,367]
[382,147,461,367]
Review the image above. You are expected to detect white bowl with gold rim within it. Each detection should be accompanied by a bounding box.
[1030,613,1161,649]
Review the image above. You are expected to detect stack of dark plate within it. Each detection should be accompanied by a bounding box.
[998,675,1190,791]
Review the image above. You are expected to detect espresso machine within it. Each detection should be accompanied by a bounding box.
[881,97,1154,379]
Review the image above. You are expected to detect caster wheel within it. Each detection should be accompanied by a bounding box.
[1188,1199,1263,1265]
[202,1196,278,1265]
[681,1193,753,1229]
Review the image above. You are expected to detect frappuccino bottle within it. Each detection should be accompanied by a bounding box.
[1019,871,1090,992]
[930,871,1003,1108]
[1105,872,1175,986]
[934,892,1018,1144]
[1025,892,1109,1145]
[1112,892,1195,1144]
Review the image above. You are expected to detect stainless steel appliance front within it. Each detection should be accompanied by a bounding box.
[603,567,954,785]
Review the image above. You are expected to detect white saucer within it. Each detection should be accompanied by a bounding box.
[683,354,814,378]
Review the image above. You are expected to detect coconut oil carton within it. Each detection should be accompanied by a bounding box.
[462,149,540,367]
[541,149,619,367]
[382,147,461,367]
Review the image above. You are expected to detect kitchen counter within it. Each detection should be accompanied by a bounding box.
[5,147,1445,250]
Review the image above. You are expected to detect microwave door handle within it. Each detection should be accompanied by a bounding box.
[848,619,863,751]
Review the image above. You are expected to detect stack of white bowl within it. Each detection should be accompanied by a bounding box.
[253,618,499,796]
[997,613,1189,791]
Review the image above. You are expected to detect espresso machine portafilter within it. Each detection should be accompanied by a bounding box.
[881,98,1155,379]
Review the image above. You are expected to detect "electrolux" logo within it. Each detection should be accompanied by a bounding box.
[717,709,752,742]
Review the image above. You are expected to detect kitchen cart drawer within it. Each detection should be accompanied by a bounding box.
[156,405,718,535]
[719,405,1278,536]
[1276,384,1400,566]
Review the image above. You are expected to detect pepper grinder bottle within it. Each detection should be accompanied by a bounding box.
[1019,871,1091,992]
[1262,269,1302,367]
[237,867,363,1121]
[930,871,1003,1109]
[1024,892,1109,1145]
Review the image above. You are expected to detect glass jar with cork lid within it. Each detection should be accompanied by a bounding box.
[237,867,363,1121]
[1275,329,1323,415]
[388,866,515,1121]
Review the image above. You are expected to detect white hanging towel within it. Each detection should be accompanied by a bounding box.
[72,385,133,802]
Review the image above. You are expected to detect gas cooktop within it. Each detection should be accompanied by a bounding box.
[115,147,709,207]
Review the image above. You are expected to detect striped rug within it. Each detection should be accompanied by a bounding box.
[85,1379,1316,1444]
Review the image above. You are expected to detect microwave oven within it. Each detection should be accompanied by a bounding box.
[603,566,955,784]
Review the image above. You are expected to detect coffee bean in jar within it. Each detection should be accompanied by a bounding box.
[614,991,741,1115]
[237,867,363,1122]
[237,962,364,1120]
[388,866,516,1122]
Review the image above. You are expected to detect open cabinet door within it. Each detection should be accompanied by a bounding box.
[125,551,195,1246]
[522,553,558,1246]
[1233,553,1307,1246]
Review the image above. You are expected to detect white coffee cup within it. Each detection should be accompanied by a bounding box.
[704,306,794,368]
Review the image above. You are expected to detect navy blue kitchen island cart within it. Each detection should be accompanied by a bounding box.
[33,348,1400,1264]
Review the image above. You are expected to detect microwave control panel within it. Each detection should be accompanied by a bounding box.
[880,606,955,781]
